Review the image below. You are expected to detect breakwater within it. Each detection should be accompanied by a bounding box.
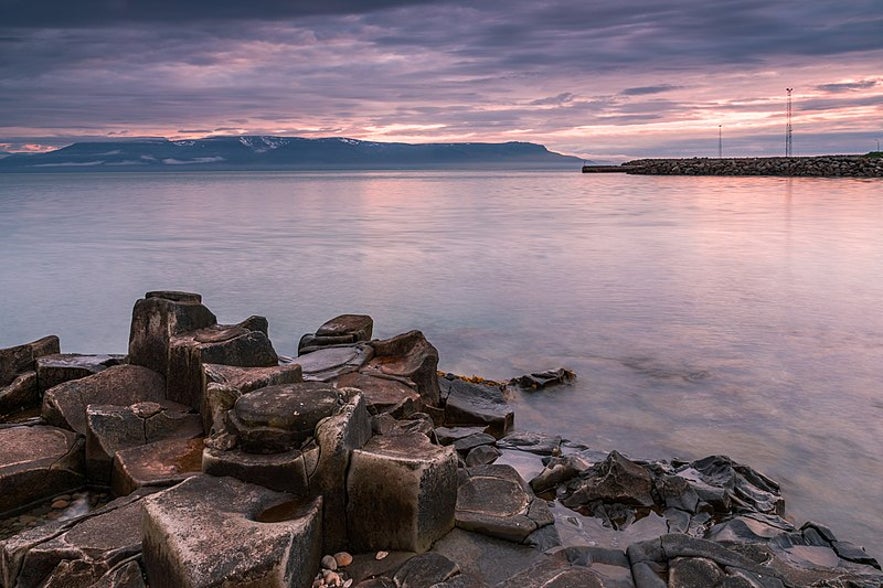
[583,155,883,177]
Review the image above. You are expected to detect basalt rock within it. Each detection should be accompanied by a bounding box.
[35,354,126,392]
[111,436,204,496]
[298,314,374,354]
[289,343,373,382]
[336,371,422,417]
[0,336,60,415]
[364,331,441,407]
[508,368,576,391]
[439,376,513,438]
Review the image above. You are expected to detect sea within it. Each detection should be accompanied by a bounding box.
[1,170,881,556]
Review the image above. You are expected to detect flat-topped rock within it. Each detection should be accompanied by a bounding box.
[35,353,126,392]
[336,372,422,416]
[439,376,513,438]
[290,343,373,381]
[0,336,59,388]
[299,314,375,354]
[141,474,323,588]
[111,437,204,496]
[202,445,314,495]
[229,382,343,453]
[364,331,440,406]
[0,426,85,514]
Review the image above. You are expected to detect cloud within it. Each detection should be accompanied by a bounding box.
[816,80,879,93]
[621,85,683,96]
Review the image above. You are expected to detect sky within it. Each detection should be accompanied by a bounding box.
[1,0,881,160]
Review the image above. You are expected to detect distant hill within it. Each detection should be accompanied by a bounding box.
[0,136,584,171]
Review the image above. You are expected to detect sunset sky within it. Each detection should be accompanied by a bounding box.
[1,0,881,160]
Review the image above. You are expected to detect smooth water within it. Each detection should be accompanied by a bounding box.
[1,171,881,555]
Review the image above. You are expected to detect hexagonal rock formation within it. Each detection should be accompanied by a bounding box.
[438,376,514,439]
[455,464,553,543]
[0,336,59,415]
[35,353,125,393]
[41,365,166,436]
[347,432,457,553]
[291,343,374,382]
[336,372,422,417]
[0,426,84,514]
[141,474,323,588]
[111,437,205,496]
[363,331,441,407]
[298,313,373,354]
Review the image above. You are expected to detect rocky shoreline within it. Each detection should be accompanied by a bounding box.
[1,291,880,587]
[583,155,883,177]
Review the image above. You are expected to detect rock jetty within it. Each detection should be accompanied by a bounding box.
[1,291,881,587]
[583,155,883,177]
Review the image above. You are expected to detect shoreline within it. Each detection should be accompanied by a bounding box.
[583,154,883,177]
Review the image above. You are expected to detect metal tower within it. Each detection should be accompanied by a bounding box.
[785,88,793,157]
[718,124,722,158]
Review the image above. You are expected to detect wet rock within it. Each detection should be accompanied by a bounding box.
[202,445,314,495]
[465,445,502,467]
[142,474,323,588]
[364,331,440,406]
[508,368,575,391]
[439,376,513,438]
[430,528,545,586]
[167,320,279,411]
[0,336,60,388]
[529,455,588,495]
[291,344,374,382]
[35,354,126,392]
[347,432,457,553]
[0,426,85,514]
[41,365,165,435]
[299,314,374,354]
[202,362,303,433]
[393,552,459,588]
[228,382,343,453]
[111,437,204,496]
[0,372,39,418]
[0,492,149,588]
[455,464,553,543]
[561,451,655,511]
[499,556,607,588]
[451,432,497,454]
[496,431,562,456]
[336,372,422,417]
[86,401,201,483]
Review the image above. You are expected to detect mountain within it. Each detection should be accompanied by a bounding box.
[0,136,584,171]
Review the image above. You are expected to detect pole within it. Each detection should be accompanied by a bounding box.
[785,88,793,157]
[718,125,722,158]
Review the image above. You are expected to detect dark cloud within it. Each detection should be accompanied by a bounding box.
[816,80,879,93]
[621,85,682,96]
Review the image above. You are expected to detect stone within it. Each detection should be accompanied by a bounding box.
[499,556,606,588]
[322,554,338,570]
[347,432,457,553]
[0,426,85,514]
[451,432,496,454]
[430,528,545,586]
[465,445,501,467]
[111,437,204,496]
[0,372,39,417]
[127,291,216,378]
[334,552,353,567]
[496,431,561,456]
[142,474,323,588]
[299,314,374,354]
[291,344,374,382]
[455,465,553,543]
[392,553,459,588]
[439,376,513,438]
[0,336,60,388]
[35,354,126,392]
[0,492,148,588]
[202,362,303,433]
[336,372,422,416]
[228,382,343,453]
[561,451,655,511]
[86,401,201,483]
[41,365,166,435]
[202,445,314,495]
[529,455,589,495]
[364,331,440,406]
[166,321,279,411]
[508,368,575,391]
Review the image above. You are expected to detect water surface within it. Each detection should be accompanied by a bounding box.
[1,171,881,555]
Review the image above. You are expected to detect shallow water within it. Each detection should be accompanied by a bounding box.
[1,170,881,555]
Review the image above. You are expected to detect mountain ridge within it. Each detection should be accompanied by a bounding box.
[0,136,585,171]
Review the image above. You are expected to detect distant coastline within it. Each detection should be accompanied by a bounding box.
[583,154,883,177]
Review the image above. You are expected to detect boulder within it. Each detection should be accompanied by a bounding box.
[35,354,126,392]
[290,344,373,382]
[347,432,457,553]
[0,492,149,588]
[41,365,165,435]
[465,445,501,467]
[167,321,279,411]
[508,368,575,391]
[0,336,59,388]
[496,431,562,456]
[298,314,374,354]
[111,437,204,496]
[141,474,323,588]
[127,291,216,377]
[86,401,201,483]
[0,372,39,418]
[202,445,314,496]
[560,451,655,511]
[336,372,422,417]
[392,552,459,588]
[455,464,553,543]
[439,376,513,438]
[430,528,545,586]
[364,331,440,406]
[0,426,85,515]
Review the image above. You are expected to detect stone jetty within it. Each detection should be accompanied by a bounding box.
[583,155,883,177]
[1,291,881,587]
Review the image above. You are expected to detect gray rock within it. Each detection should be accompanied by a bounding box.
[35,354,125,392]
[561,451,655,510]
[299,313,374,354]
[41,365,165,435]
[440,377,513,438]
[336,372,422,417]
[347,432,457,553]
[393,553,459,588]
[142,474,323,588]
[111,436,204,496]
[201,444,314,495]
[496,431,561,456]
[508,368,575,391]
[0,425,85,514]
[291,344,374,382]
[0,336,59,388]
[364,331,441,406]
[430,528,545,586]
[465,445,502,467]
[493,555,606,588]
[0,372,39,417]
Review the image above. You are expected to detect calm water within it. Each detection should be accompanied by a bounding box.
[1,171,881,555]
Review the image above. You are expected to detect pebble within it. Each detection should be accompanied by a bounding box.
[321,554,338,570]
[375,550,389,560]
[334,551,353,567]
[18,515,37,525]
[323,570,341,586]
[51,499,70,510]
[343,580,353,588]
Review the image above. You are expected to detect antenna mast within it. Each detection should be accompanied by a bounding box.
[785,88,793,157]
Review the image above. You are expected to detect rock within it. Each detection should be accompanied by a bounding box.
[35,354,126,392]
[0,372,39,418]
[451,432,496,454]
[0,426,85,515]
[561,450,655,511]
[434,426,490,446]
[465,445,501,467]
[334,552,353,567]
[455,464,553,543]
[336,372,422,417]
[347,432,457,553]
[141,474,323,588]
[499,555,607,588]
[0,492,149,588]
[529,455,588,495]
[439,376,513,438]
[85,401,201,483]
[127,290,216,378]
[41,365,166,435]
[322,554,338,570]
[496,431,562,456]
[0,336,60,388]
[508,368,575,391]
[228,382,343,453]
[111,437,204,496]
[392,552,459,588]
[364,331,441,406]
[299,314,374,354]
[430,528,545,586]
[202,444,314,495]
[290,344,374,382]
